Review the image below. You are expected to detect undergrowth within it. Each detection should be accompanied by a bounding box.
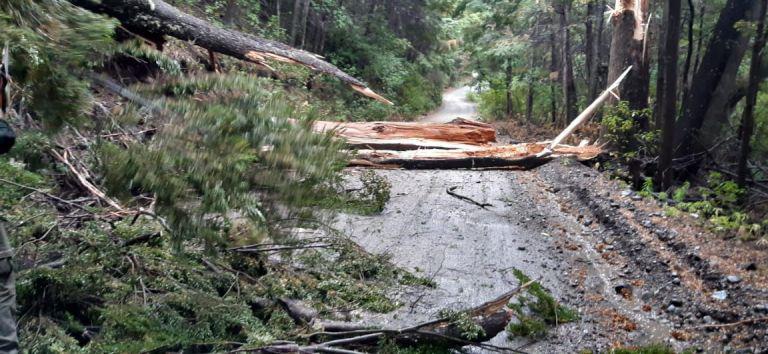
[638,172,767,242]
[1,155,427,352]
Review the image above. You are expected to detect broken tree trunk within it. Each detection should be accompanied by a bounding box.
[68,0,391,104]
[310,118,497,146]
[254,281,536,353]
[607,0,650,117]
[350,143,602,170]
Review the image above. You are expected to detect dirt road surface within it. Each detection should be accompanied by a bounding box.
[422,86,478,123]
[335,88,768,352]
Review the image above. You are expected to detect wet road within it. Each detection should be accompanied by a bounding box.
[422,86,478,123]
[334,88,671,352]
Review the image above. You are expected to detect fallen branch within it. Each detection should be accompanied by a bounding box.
[50,149,124,211]
[447,186,493,209]
[286,279,538,353]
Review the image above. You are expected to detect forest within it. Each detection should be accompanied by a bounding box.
[0,0,767,353]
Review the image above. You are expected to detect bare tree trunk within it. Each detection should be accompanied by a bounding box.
[607,0,651,123]
[657,0,682,190]
[549,26,560,125]
[526,54,535,122]
[506,60,513,117]
[556,1,578,122]
[737,1,768,188]
[299,0,311,49]
[290,0,302,46]
[680,0,695,105]
[586,0,597,100]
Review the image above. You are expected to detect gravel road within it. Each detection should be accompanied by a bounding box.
[334,87,768,352]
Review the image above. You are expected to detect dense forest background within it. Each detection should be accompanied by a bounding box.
[1,0,767,352]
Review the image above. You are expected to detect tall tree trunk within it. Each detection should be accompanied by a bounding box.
[737,1,768,188]
[290,0,302,46]
[506,60,513,117]
[680,0,695,106]
[586,0,596,100]
[556,1,578,122]
[675,0,759,159]
[550,26,560,125]
[692,1,706,74]
[657,0,682,190]
[526,54,535,122]
[299,0,311,49]
[607,0,651,124]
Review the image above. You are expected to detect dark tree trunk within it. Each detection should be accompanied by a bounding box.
[680,0,695,106]
[549,26,560,125]
[68,0,389,103]
[555,1,578,122]
[675,0,758,159]
[506,60,513,117]
[737,1,768,188]
[656,0,682,190]
[586,0,597,100]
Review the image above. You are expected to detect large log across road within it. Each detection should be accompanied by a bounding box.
[68,0,392,104]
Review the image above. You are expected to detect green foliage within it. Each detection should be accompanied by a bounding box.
[672,182,691,203]
[0,158,45,207]
[506,269,578,338]
[477,88,509,120]
[100,74,346,248]
[602,102,657,157]
[610,344,676,354]
[0,0,116,129]
[437,309,486,341]
[305,170,392,215]
[639,177,655,198]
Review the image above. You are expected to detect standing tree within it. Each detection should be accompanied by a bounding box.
[674,0,759,161]
[554,0,578,122]
[736,0,768,188]
[656,0,683,190]
[607,0,650,115]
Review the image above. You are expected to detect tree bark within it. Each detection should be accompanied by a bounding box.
[675,0,759,159]
[556,1,578,122]
[607,0,651,119]
[310,118,498,145]
[351,143,602,170]
[550,24,560,124]
[656,0,682,190]
[69,0,391,104]
[737,1,768,188]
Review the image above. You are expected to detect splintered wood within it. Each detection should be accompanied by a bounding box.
[313,118,603,170]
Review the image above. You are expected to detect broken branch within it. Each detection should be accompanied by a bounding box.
[447,186,493,209]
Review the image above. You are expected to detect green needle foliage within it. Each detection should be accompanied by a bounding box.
[507,269,578,338]
[100,73,347,249]
[0,0,116,129]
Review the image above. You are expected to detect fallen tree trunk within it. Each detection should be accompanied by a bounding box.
[252,280,535,353]
[68,0,390,104]
[350,143,603,170]
[311,118,497,146]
